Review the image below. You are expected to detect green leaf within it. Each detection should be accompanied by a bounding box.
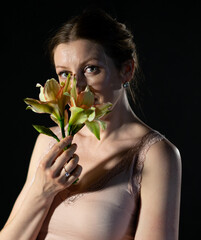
[68,123,85,136]
[87,107,96,122]
[63,92,71,97]
[97,119,107,130]
[33,125,60,142]
[85,120,100,140]
[69,107,88,125]
[95,102,112,119]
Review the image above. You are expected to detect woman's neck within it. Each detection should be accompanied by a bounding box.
[78,89,141,143]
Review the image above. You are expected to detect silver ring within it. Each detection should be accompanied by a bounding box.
[65,172,70,177]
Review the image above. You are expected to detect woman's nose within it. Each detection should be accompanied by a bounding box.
[74,73,87,93]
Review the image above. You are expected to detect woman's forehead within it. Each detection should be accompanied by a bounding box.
[54,39,107,67]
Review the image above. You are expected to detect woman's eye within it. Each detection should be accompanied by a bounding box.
[58,71,69,79]
[84,65,99,74]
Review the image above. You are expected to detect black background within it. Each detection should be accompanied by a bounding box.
[1,0,201,239]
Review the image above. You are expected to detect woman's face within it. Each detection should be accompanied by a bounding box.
[54,39,124,105]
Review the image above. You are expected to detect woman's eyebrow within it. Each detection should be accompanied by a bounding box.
[55,58,102,69]
[81,57,102,66]
[55,65,68,69]
[83,57,100,63]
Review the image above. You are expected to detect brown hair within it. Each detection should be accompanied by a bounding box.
[48,9,141,107]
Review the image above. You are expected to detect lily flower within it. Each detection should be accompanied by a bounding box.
[25,74,112,142]
[24,75,71,138]
[66,78,112,139]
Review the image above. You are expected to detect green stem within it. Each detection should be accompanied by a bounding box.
[67,123,72,137]
[54,135,61,142]
[60,118,66,139]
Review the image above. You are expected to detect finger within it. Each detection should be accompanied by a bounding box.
[52,146,78,174]
[67,165,82,186]
[60,165,82,187]
[41,136,73,168]
[58,164,82,185]
[63,154,79,173]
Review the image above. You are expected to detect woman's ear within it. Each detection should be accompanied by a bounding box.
[120,59,135,84]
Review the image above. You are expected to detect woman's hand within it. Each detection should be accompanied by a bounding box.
[0,136,82,240]
[32,136,82,199]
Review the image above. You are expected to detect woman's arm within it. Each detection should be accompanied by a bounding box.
[2,134,49,226]
[0,134,82,240]
[134,139,182,240]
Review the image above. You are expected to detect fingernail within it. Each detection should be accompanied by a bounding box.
[64,136,73,143]
[67,135,73,140]
[63,136,73,150]
[71,143,77,150]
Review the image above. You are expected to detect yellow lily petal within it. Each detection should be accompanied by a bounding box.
[64,110,69,126]
[36,83,46,101]
[50,114,60,126]
[62,73,72,93]
[70,96,76,107]
[70,77,77,102]
[77,86,94,108]
[24,98,54,114]
[44,78,61,101]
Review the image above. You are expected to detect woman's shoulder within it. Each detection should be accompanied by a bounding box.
[148,135,180,163]
[129,122,181,171]
[141,129,182,179]
[30,126,60,164]
[130,122,180,159]
[35,126,60,147]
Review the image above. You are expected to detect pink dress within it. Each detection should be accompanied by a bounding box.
[37,130,165,240]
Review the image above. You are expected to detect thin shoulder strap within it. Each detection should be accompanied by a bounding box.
[129,130,165,196]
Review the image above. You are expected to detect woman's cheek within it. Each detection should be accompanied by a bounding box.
[86,74,106,90]
[87,70,119,89]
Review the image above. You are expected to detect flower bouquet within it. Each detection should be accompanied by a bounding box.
[24,74,112,142]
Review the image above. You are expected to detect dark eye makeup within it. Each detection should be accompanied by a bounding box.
[58,71,70,79]
[84,65,99,74]
[57,65,100,79]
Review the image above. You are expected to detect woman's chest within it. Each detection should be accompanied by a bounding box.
[38,172,138,240]
[71,144,134,190]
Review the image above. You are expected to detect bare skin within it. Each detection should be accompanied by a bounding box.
[0,39,181,240]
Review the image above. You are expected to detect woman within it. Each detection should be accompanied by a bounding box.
[0,9,181,240]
